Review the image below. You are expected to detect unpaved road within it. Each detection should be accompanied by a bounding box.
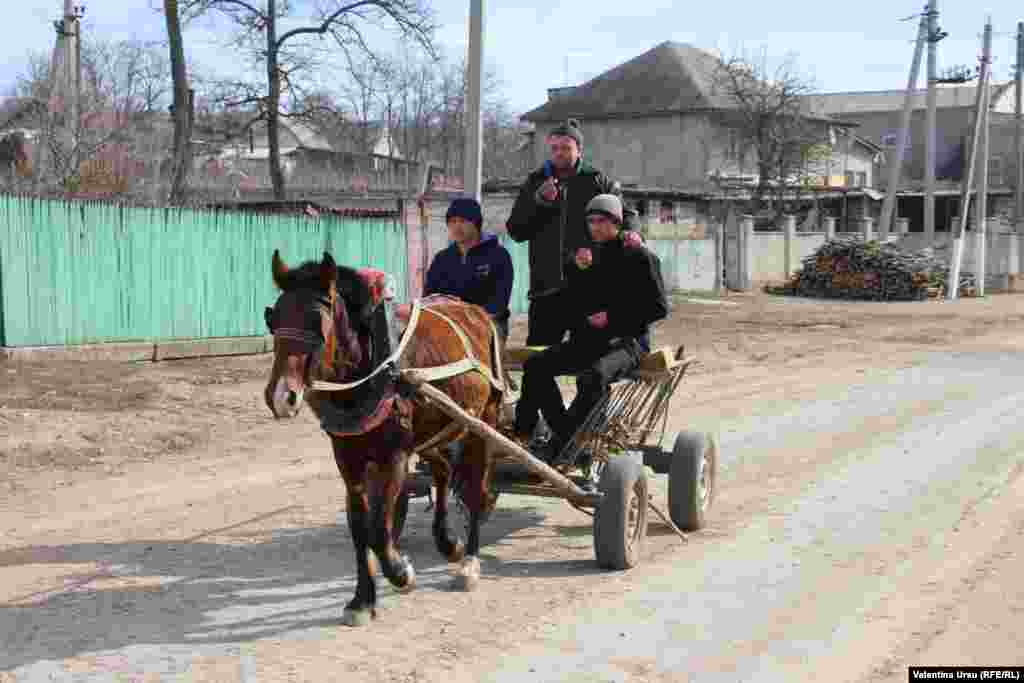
[2,292,1024,681]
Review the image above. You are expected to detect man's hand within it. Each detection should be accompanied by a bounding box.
[622,230,644,248]
[587,311,608,329]
[575,247,593,270]
[539,176,559,202]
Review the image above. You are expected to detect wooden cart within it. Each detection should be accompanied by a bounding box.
[392,343,717,570]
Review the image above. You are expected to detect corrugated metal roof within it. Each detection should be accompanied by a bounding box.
[806,82,1015,115]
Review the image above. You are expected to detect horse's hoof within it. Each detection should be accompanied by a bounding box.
[451,557,481,592]
[448,540,466,564]
[396,560,417,594]
[341,607,376,627]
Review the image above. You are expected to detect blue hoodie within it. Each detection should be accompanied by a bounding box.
[424,232,514,321]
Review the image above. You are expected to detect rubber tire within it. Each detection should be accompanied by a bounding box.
[668,431,717,532]
[593,456,649,570]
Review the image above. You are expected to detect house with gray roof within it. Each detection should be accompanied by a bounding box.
[809,82,1023,232]
[521,41,883,200]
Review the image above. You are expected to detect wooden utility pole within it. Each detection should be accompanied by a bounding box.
[976,20,993,297]
[879,8,929,240]
[924,0,940,242]
[462,0,484,202]
[1015,21,1023,228]
[948,19,992,300]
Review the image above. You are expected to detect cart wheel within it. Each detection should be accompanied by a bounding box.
[593,456,649,570]
[668,431,717,531]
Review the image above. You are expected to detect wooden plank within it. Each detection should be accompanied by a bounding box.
[403,375,603,507]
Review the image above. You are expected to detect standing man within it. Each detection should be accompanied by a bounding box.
[506,118,643,347]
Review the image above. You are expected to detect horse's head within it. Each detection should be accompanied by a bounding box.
[263,250,372,419]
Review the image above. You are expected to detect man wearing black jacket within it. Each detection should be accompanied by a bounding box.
[505,118,643,346]
[513,194,668,465]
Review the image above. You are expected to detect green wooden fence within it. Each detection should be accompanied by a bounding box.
[0,196,407,347]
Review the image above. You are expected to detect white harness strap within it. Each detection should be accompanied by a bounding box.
[311,298,505,394]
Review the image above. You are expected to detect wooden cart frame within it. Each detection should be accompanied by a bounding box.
[396,343,718,570]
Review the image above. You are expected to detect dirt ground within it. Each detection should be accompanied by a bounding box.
[2,289,1024,681]
[5,289,1024,492]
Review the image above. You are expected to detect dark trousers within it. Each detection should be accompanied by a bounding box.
[514,338,641,448]
[526,290,571,346]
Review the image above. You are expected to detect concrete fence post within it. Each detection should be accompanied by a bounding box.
[715,221,724,294]
[741,215,755,290]
[895,217,910,238]
[823,216,837,240]
[783,214,797,280]
[860,217,875,241]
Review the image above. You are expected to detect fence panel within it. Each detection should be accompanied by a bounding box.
[0,195,406,347]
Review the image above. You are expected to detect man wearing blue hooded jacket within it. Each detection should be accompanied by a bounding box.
[424,197,514,342]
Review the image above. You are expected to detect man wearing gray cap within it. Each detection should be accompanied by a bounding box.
[513,193,668,468]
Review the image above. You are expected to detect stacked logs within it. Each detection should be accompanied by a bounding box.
[766,237,951,301]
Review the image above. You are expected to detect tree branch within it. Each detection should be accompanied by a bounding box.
[277,0,380,49]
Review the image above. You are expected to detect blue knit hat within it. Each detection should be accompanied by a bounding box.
[446,197,483,228]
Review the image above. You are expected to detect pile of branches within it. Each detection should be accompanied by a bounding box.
[766,237,951,301]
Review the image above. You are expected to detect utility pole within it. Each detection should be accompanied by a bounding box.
[948,19,992,300]
[880,7,929,241]
[923,0,940,243]
[1014,21,1023,228]
[976,20,992,297]
[462,0,484,202]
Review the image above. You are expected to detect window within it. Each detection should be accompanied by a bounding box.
[845,171,856,187]
[856,171,868,188]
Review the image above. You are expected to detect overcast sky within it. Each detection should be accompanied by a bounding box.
[2,0,1021,117]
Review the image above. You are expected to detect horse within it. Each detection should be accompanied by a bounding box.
[262,250,504,626]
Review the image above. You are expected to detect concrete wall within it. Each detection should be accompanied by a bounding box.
[648,239,718,291]
[750,233,787,282]
[532,114,731,189]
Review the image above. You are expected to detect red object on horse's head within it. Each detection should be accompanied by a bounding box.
[356,268,394,306]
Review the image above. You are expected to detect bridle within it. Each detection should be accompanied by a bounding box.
[265,285,351,380]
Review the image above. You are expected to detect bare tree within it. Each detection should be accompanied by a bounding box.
[165,0,192,204]
[184,0,436,199]
[9,38,172,197]
[711,49,824,212]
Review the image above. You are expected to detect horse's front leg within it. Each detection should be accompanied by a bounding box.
[368,449,417,594]
[334,445,377,627]
[428,448,466,563]
[452,436,493,591]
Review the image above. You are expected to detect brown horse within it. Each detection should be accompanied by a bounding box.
[263,250,504,626]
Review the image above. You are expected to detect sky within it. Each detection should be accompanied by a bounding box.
[2,0,1022,118]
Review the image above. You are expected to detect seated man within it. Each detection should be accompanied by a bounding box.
[424,197,514,343]
[513,194,668,465]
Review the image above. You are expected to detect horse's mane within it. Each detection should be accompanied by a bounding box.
[279,259,374,327]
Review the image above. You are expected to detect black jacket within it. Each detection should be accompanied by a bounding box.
[505,159,638,299]
[568,239,668,350]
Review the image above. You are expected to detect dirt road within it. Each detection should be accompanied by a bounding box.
[2,292,1023,681]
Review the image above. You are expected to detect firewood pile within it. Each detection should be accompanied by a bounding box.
[765,237,958,301]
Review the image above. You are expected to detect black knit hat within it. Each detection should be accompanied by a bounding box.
[446,197,483,228]
[548,118,583,148]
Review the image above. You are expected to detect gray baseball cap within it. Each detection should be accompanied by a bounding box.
[585,194,623,224]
